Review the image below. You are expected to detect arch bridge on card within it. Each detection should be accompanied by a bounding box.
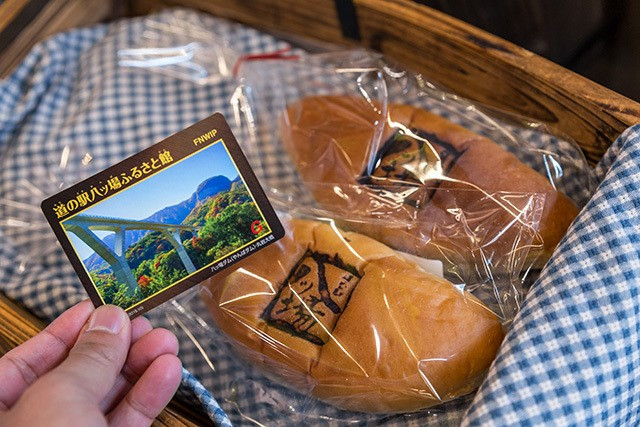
[64,215,202,296]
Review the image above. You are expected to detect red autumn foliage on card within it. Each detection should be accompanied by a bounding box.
[138,275,151,288]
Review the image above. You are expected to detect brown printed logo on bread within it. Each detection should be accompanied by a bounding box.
[370,128,467,185]
[362,128,467,207]
[262,250,362,345]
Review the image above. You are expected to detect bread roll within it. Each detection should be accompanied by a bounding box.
[280,95,579,266]
[202,219,504,413]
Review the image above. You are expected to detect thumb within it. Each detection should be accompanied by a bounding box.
[47,305,131,404]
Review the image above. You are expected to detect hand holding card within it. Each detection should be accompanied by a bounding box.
[0,301,182,425]
[42,114,284,318]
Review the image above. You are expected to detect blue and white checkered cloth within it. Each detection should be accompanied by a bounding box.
[1,8,639,426]
[181,367,232,427]
[463,124,640,426]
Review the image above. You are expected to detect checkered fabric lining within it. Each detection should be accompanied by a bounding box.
[0,8,621,426]
[181,367,233,427]
[463,124,640,426]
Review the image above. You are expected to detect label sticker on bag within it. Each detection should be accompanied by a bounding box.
[42,113,284,318]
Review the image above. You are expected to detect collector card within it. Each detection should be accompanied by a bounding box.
[41,113,284,318]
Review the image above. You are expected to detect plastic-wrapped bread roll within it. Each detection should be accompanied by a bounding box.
[202,218,504,413]
[280,95,579,266]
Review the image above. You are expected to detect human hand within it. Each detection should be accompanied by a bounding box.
[0,300,182,426]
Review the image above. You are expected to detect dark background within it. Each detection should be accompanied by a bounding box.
[420,0,640,101]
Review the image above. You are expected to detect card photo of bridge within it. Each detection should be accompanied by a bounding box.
[62,142,270,310]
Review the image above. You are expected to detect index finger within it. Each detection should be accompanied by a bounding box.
[0,299,93,410]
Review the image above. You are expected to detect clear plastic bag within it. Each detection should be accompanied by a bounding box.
[231,49,595,301]
[170,49,596,422]
[169,200,542,419]
[117,9,301,85]
[117,9,241,84]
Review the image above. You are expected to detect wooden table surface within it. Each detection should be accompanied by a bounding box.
[0,293,213,426]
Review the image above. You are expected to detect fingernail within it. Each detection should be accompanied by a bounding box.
[87,305,127,334]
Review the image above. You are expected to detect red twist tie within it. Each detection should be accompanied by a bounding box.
[232,47,300,77]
